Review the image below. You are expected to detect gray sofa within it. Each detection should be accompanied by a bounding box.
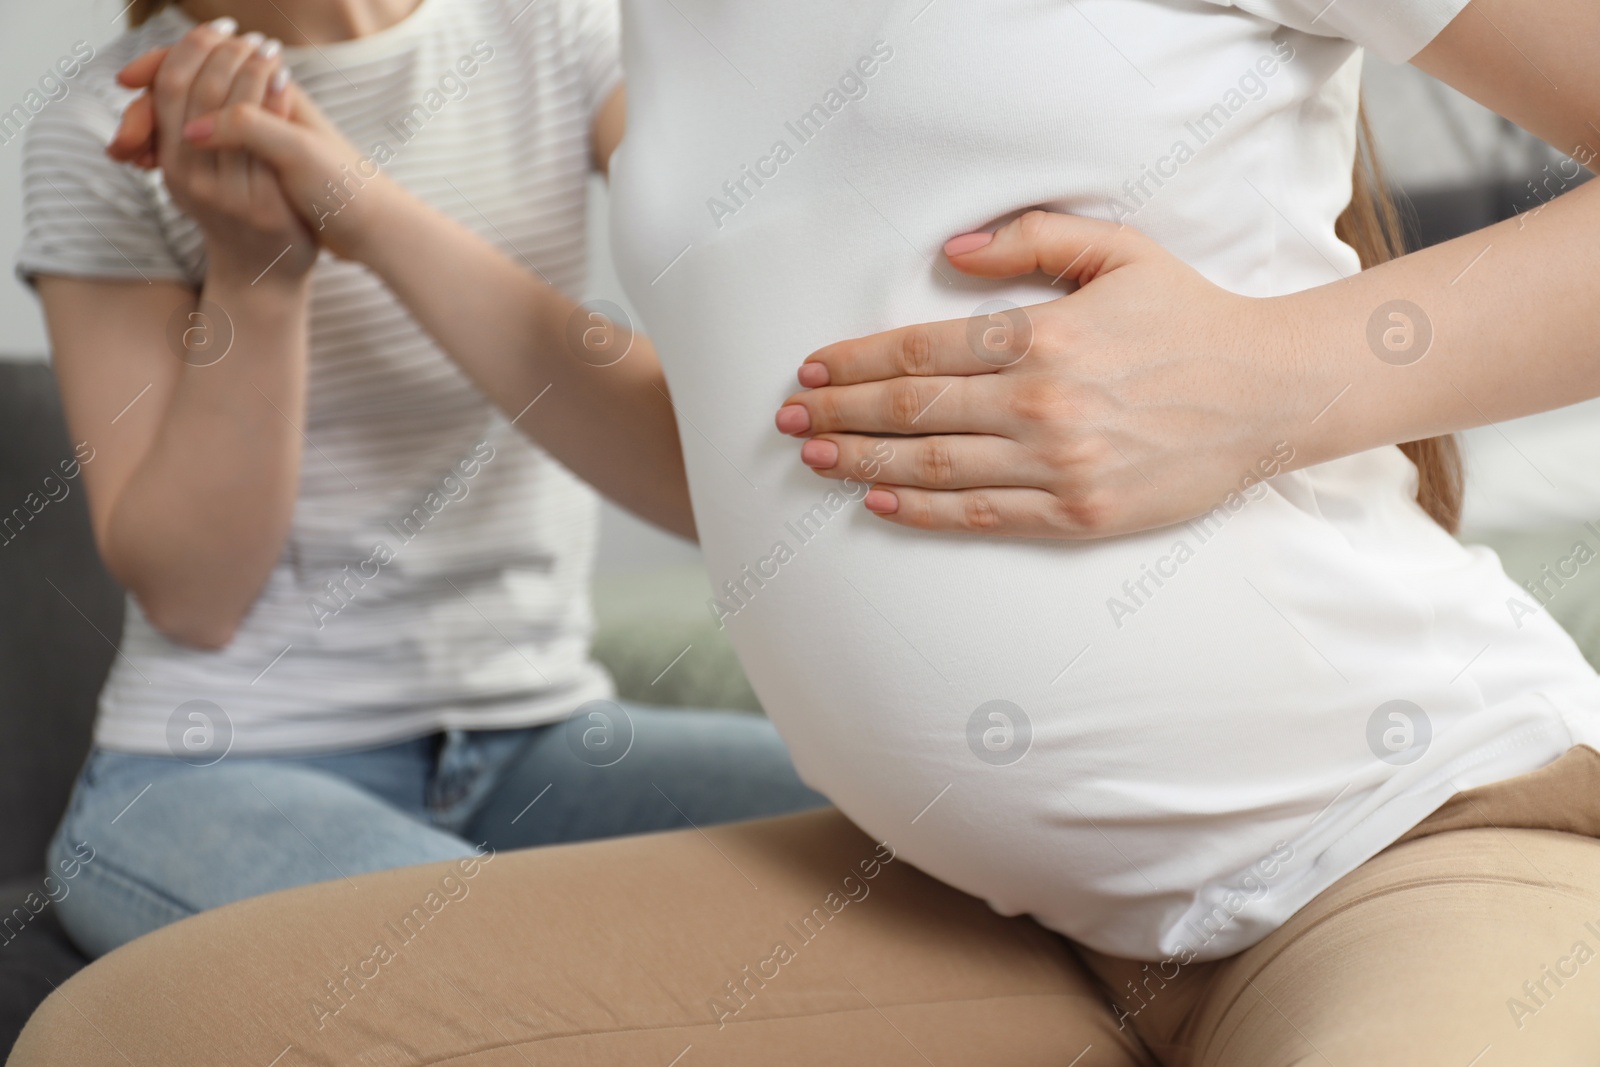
[0,362,118,1053]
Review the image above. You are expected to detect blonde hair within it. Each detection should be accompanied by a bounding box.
[1338,102,1463,532]
[128,0,173,26]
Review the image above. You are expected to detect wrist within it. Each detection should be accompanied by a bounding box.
[1245,290,1332,465]
[1267,278,1430,471]
[202,263,312,324]
[332,173,412,266]
[205,244,316,295]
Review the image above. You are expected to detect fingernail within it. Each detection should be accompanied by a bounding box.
[269,66,291,94]
[259,37,283,60]
[944,232,994,257]
[183,116,216,141]
[208,16,239,35]
[864,489,899,514]
[797,362,829,388]
[241,31,265,49]
[800,440,838,469]
[775,405,811,435]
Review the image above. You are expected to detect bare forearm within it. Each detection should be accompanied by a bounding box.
[1280,175,1600,468]
[105,274,311,647]
[357,181,695,539]
[1287,1,1600,467]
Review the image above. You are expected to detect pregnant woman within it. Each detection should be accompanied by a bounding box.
[607,0,1600,967]
[16,0,1600,1063]
[18,0,822,960]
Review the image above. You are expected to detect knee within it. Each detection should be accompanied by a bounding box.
[8,982,115,1067]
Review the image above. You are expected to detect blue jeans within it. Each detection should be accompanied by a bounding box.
[48,703,827,958]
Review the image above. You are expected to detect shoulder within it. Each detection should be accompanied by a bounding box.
[19,15,188,158]
[17,15,200,286]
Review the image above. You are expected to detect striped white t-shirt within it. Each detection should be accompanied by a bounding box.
[19,0,622,754]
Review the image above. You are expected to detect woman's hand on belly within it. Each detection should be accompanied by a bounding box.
[775,211,1319,539]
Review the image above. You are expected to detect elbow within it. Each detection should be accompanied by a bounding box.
[94,527,249,650]
[102,546,246,651]
[135,594,243,651]
[171,622,239,653]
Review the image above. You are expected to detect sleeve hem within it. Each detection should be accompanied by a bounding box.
[1371,0,1474,64]
[15,257,194,292]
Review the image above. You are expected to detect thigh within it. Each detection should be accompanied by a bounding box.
[1175,827,1600,1066]
[50,749,475,958]
[466,704,829,850]
[13,809,1151,1066]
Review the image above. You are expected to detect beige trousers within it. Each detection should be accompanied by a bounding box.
[12,746,1600,1066]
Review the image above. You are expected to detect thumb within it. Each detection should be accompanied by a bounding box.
[942,211,1146,285]
[106,92,156,164]
[183,102,307,169]
[116,46,170,90]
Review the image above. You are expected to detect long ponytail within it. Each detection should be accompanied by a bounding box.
[1335,101,1463,533]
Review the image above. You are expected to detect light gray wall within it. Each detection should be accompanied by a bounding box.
[0,1,127,362]
[1362,54,1560,191]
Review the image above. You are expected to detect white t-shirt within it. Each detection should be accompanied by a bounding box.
[610,0,1600,960]
[19,0,621,754]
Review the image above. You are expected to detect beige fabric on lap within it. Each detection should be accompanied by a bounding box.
[1082,745,1600,1064]
[12,748,1600,1066]
[8,809,1148,1066]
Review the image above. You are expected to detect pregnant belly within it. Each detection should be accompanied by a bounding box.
[622,211,1570,956]
[690,422,1489,936]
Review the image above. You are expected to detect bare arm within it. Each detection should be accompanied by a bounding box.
[355,181,696,539]
[782,0,1600,538]
[176,80,696,539]
[42,271,310,649]
[358,86,692,537]
[41,21,316,648]
[1297,1,1600,461]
